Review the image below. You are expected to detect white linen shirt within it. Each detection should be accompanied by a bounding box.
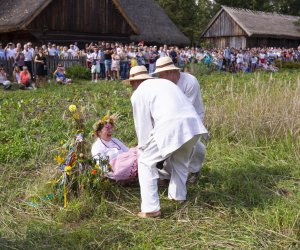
[177,72,204,121]
[91,137,128,162]
[131,79,208,157]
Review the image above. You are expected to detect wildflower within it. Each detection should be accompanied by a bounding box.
[73,113,80,120]
[54,155,65,164]
[91,169,97,175]
[68,104,77,113]
[95,164,100,169]
[64,165,72,172]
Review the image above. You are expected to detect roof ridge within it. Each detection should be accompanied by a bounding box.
[222,5,300,19]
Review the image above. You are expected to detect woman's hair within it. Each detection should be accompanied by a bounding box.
[94,121,114,134]
[92,111,119,135]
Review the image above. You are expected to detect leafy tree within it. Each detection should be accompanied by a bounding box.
[156,0,215,44]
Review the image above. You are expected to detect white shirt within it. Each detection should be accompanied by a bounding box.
[23,49,33,61]
[91,137,128,163]
[131,79,208,157]
[67,48,76,57]
[177,72,204,121]
[0,49,6,59]
[6,48,16,58]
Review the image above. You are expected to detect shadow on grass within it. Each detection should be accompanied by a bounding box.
[188,161,293,209]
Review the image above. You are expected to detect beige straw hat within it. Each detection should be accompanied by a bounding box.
[123,65,154,85]
[153,56,180,74]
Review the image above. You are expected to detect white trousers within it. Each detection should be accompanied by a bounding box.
[188,140,206,173]
[159,139,206,180]
[138,135,199,213]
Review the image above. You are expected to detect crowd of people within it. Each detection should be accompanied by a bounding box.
[1,40,300,91]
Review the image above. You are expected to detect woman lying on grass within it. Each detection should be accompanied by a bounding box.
[91,112,138,183]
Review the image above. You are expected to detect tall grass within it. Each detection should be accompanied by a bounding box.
[1,71,300,249]
[206,73,300,143]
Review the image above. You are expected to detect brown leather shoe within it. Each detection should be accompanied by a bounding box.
[138,210,161,218]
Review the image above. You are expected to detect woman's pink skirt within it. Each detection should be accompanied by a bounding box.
[110,147,138,182]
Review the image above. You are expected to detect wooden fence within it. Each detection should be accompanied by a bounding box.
[0,56,87,78]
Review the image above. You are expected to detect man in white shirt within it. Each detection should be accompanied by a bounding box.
[23,44,34,77]
[125,66,208,218]
[0,43,6,59]
[5,43,16,59]
[153,56,207,183]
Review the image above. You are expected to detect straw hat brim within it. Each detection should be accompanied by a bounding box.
[152,65,181,75]
[122,74,155,85]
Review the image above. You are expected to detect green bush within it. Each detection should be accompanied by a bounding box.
[186,62,212,76]
[275,60,300,69]
[66,64,91,80]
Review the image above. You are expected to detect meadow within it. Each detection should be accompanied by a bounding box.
[0,69,300,249]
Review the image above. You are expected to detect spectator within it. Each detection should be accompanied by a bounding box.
[111,49,120,80]
[119,47,128,80]
[0,67,12,90]
[0,43,6,59]
[34,48,47,85]
[15,48,25,70]
[104,43,113,80]
[53,63,72,85]
[23,44,34,77]
[13,66,21,83]
[5,42,16,59]
[91,47,101,82]
[19,66,36,90]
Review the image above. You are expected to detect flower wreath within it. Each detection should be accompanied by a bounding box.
[92,111,120,134]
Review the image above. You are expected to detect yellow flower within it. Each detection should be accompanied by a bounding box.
[54,155,65,164]
[68,104,77,113]
[95,164,100,169]
[73,113,80,120]
[64,165,72,172]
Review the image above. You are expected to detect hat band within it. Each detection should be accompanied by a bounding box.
[156,62,174,69]
[130,71,149,78]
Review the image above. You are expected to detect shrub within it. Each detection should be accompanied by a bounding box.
[186,62,212,76]
[66,64,91,80]
[275,60,300,69]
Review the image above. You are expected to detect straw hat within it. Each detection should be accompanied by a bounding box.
[123,65,154,85]
[153,56,180,74]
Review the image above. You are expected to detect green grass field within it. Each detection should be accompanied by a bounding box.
[1,70,300,249]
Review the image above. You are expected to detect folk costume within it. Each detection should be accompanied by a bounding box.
[154,57,208,178]
[91,112,138,182]
[131,77,208,213]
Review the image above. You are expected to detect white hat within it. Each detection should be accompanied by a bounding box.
[153,56,180,74]
[123,66,154,85]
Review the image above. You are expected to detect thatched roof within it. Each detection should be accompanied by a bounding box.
[113,0,190,45]
[0,0,52,32]
[0,0,190,45]
[202,5,300,39]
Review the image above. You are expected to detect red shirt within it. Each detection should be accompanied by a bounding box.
[20,71,30,84]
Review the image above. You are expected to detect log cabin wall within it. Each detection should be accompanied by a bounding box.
[202,11,247,38]
[247,37,300,48]
[202,36,247,49]
[28,0,134,36]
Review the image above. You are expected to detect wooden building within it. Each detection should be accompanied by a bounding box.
[201,6,300,48]
[0,0,190,45]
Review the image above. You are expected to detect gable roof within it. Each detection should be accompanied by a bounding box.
[0,0,190,45]
[113,0,190,45]
[202,5,300,39]
[0,0,52,32]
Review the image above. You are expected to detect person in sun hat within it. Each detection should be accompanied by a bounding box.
[125,65,208,218]
[153,56,207,184]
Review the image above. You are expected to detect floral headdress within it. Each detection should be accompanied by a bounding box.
[92,111,120,134]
